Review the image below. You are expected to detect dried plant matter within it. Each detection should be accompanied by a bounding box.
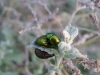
[62,57,100,75]
[89,13,100,33]
[91,0,100,8]
[19,0,59,35]
[76,57,100,72]
[78,0,100,34]
[62,58,82,75]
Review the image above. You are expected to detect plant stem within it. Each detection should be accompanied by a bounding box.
[76,36,100,50]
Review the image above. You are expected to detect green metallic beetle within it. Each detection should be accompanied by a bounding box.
[46,33,61,49]
[35,33,61,48]
[34,33,61,59]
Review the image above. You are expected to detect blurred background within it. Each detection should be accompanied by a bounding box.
[0,0,100,75]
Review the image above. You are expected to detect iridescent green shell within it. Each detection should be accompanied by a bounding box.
[46,33,61,49]
[49,35,60,49]
[46,33,54,39]
[35,35,51,48]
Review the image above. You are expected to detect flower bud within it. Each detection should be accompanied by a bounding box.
[58,41,71,52]
[65,25,78,42]
[62,30,70,42]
